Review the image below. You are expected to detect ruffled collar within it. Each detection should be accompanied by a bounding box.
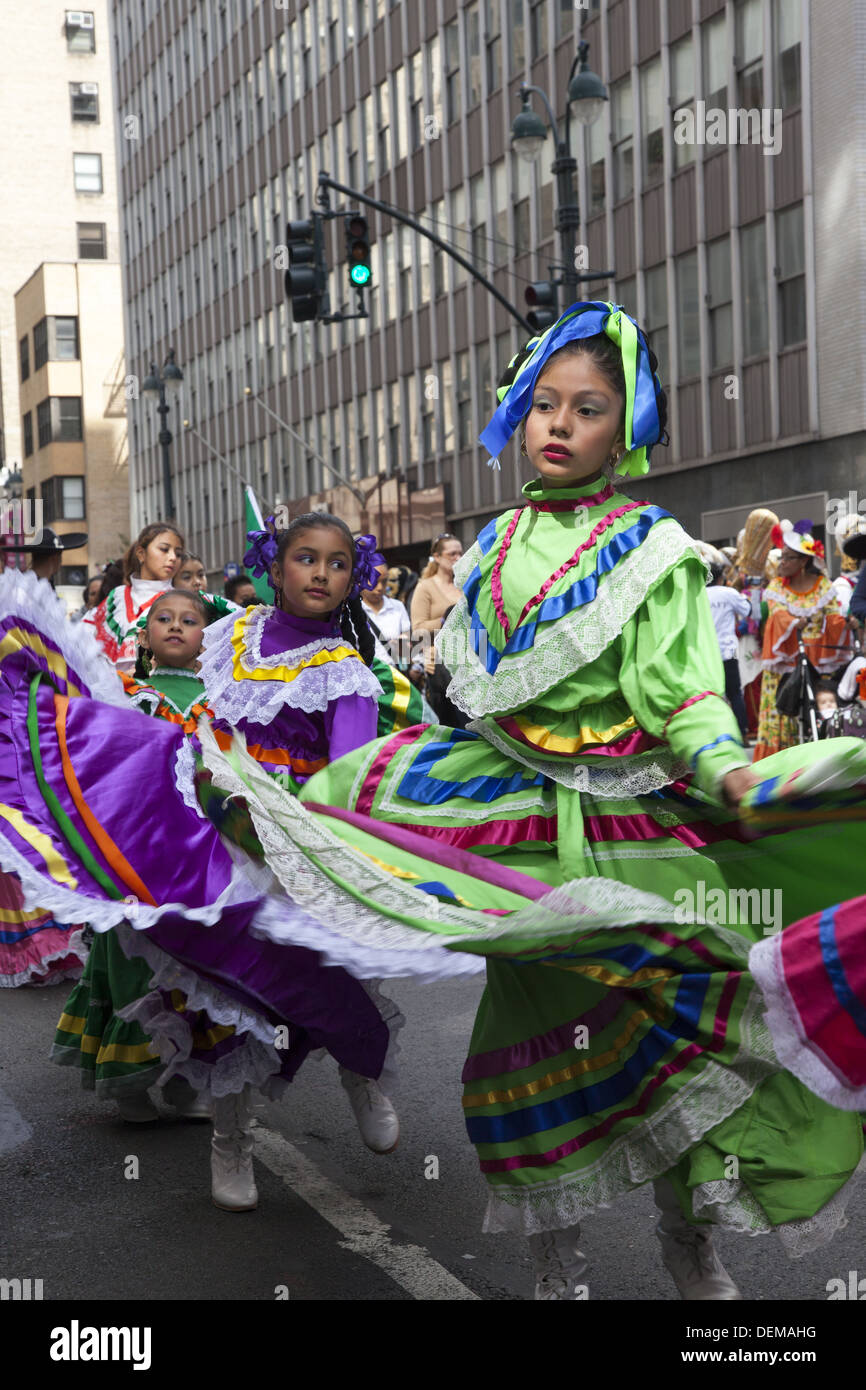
[521,474,610,504]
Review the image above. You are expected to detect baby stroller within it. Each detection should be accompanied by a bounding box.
[821,641,866,741]
[775,635,821,743]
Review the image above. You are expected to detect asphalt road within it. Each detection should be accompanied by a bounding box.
[1,973,864,1302]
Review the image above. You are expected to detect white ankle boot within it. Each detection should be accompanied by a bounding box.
[653,1177,742,1300]
[528,1227,589,1300]
[211,1086,258,1212]
[339,1068,399,1153]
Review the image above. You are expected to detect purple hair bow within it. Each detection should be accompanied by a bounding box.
[244,516,280,586]
[352,533,386,599]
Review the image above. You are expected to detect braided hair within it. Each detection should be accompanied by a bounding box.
[273,513,377,668]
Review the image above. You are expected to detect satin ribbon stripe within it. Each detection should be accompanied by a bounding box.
[26,675,124,901]
[0,623,83,699]
[491,500,647,640]
[473,976,741,1164]
[52,692,158,907]
[664,692,717,739]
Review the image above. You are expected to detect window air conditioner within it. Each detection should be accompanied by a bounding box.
[80,82,98,94]
[66,12,86,26]
[80,12,95,27]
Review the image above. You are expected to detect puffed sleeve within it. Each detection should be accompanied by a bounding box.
[618,557,750,798]
[323,692,379,762]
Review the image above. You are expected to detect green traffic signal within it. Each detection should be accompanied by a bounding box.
[344,211,372,289]
[350,263,372,286]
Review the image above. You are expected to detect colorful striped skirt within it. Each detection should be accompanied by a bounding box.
[293,723,866,1250]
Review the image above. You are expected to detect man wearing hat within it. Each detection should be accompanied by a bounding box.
[2,527,89,586]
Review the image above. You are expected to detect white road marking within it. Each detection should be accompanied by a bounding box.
[253,1125,479,1300]
[0,1085,32,1154]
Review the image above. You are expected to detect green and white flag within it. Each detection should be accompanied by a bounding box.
[243,485,274,603]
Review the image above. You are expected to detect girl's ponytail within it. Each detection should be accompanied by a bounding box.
[341,594,375,667]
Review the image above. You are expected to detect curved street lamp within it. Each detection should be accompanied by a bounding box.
[511,41,609,301]
[143,349,184,520]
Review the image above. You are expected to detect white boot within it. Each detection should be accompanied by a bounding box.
[528,1227,589,1300]
[211,1086,258,1212]
[653,1177,742,1300]
[339,1068,399,1153]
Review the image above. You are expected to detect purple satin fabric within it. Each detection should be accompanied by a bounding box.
[0,641,387,1077]
[304,802,552,901]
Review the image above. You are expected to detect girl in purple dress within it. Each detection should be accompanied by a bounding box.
[196,513,403,1209]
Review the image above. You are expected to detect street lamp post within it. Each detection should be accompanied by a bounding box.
[511,40,609,305]
[142,349,184,521]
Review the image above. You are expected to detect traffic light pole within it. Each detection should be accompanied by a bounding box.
[316,172,534,332]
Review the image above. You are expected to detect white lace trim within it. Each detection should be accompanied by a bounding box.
[469,717,689,796]
[441,519,696,718]
[749,931,866,1111]
[114,920,289,1101]
[481,990,782,1236]
[0,822,263,937]
[199,724,749,981]
[173,738,207,820]
[0,568,128,707]
[198,605,381,726]
[690,1152,866,1259]
[767,586,834,618]
[0,927,87,989]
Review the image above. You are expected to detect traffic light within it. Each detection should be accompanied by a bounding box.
[344,212,372,287]
[525,281,558,333]
[284,216,329,321]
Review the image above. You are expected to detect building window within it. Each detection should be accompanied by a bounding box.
[671,34,695,171]
[485,0,502,92]
[65,11,95,53]
[612,78,633,203]
[470,173,487,264]
[676,251,700,378]
[77,221,106,259]
[776,204,806,346]
[73,152,103,192]
[741,220,769,357]
[530,0,548,64]
[509,0,526,75]
[555,0,574,40]
[588,116,606,214]
[54,318,80,360]
[736,0,763,110]
[70,81,99,121]
[376,79,390,171]
[36,398,83,447]
[456,352,472,449]
[645,264,669,384]
[34,319,49,371]
[774,0,801,108]
[37,399,52,448]
[707,237,733,369]
[23,412,33,457]
[33,317,79,367]
[409,50,424,150]
[42,475,86,522]
[702,12,727,111]
[615,275,637,318]
[19,335,29,383]
[445,19,462,126]
[467,3,482,108]
[640,58,664,185]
